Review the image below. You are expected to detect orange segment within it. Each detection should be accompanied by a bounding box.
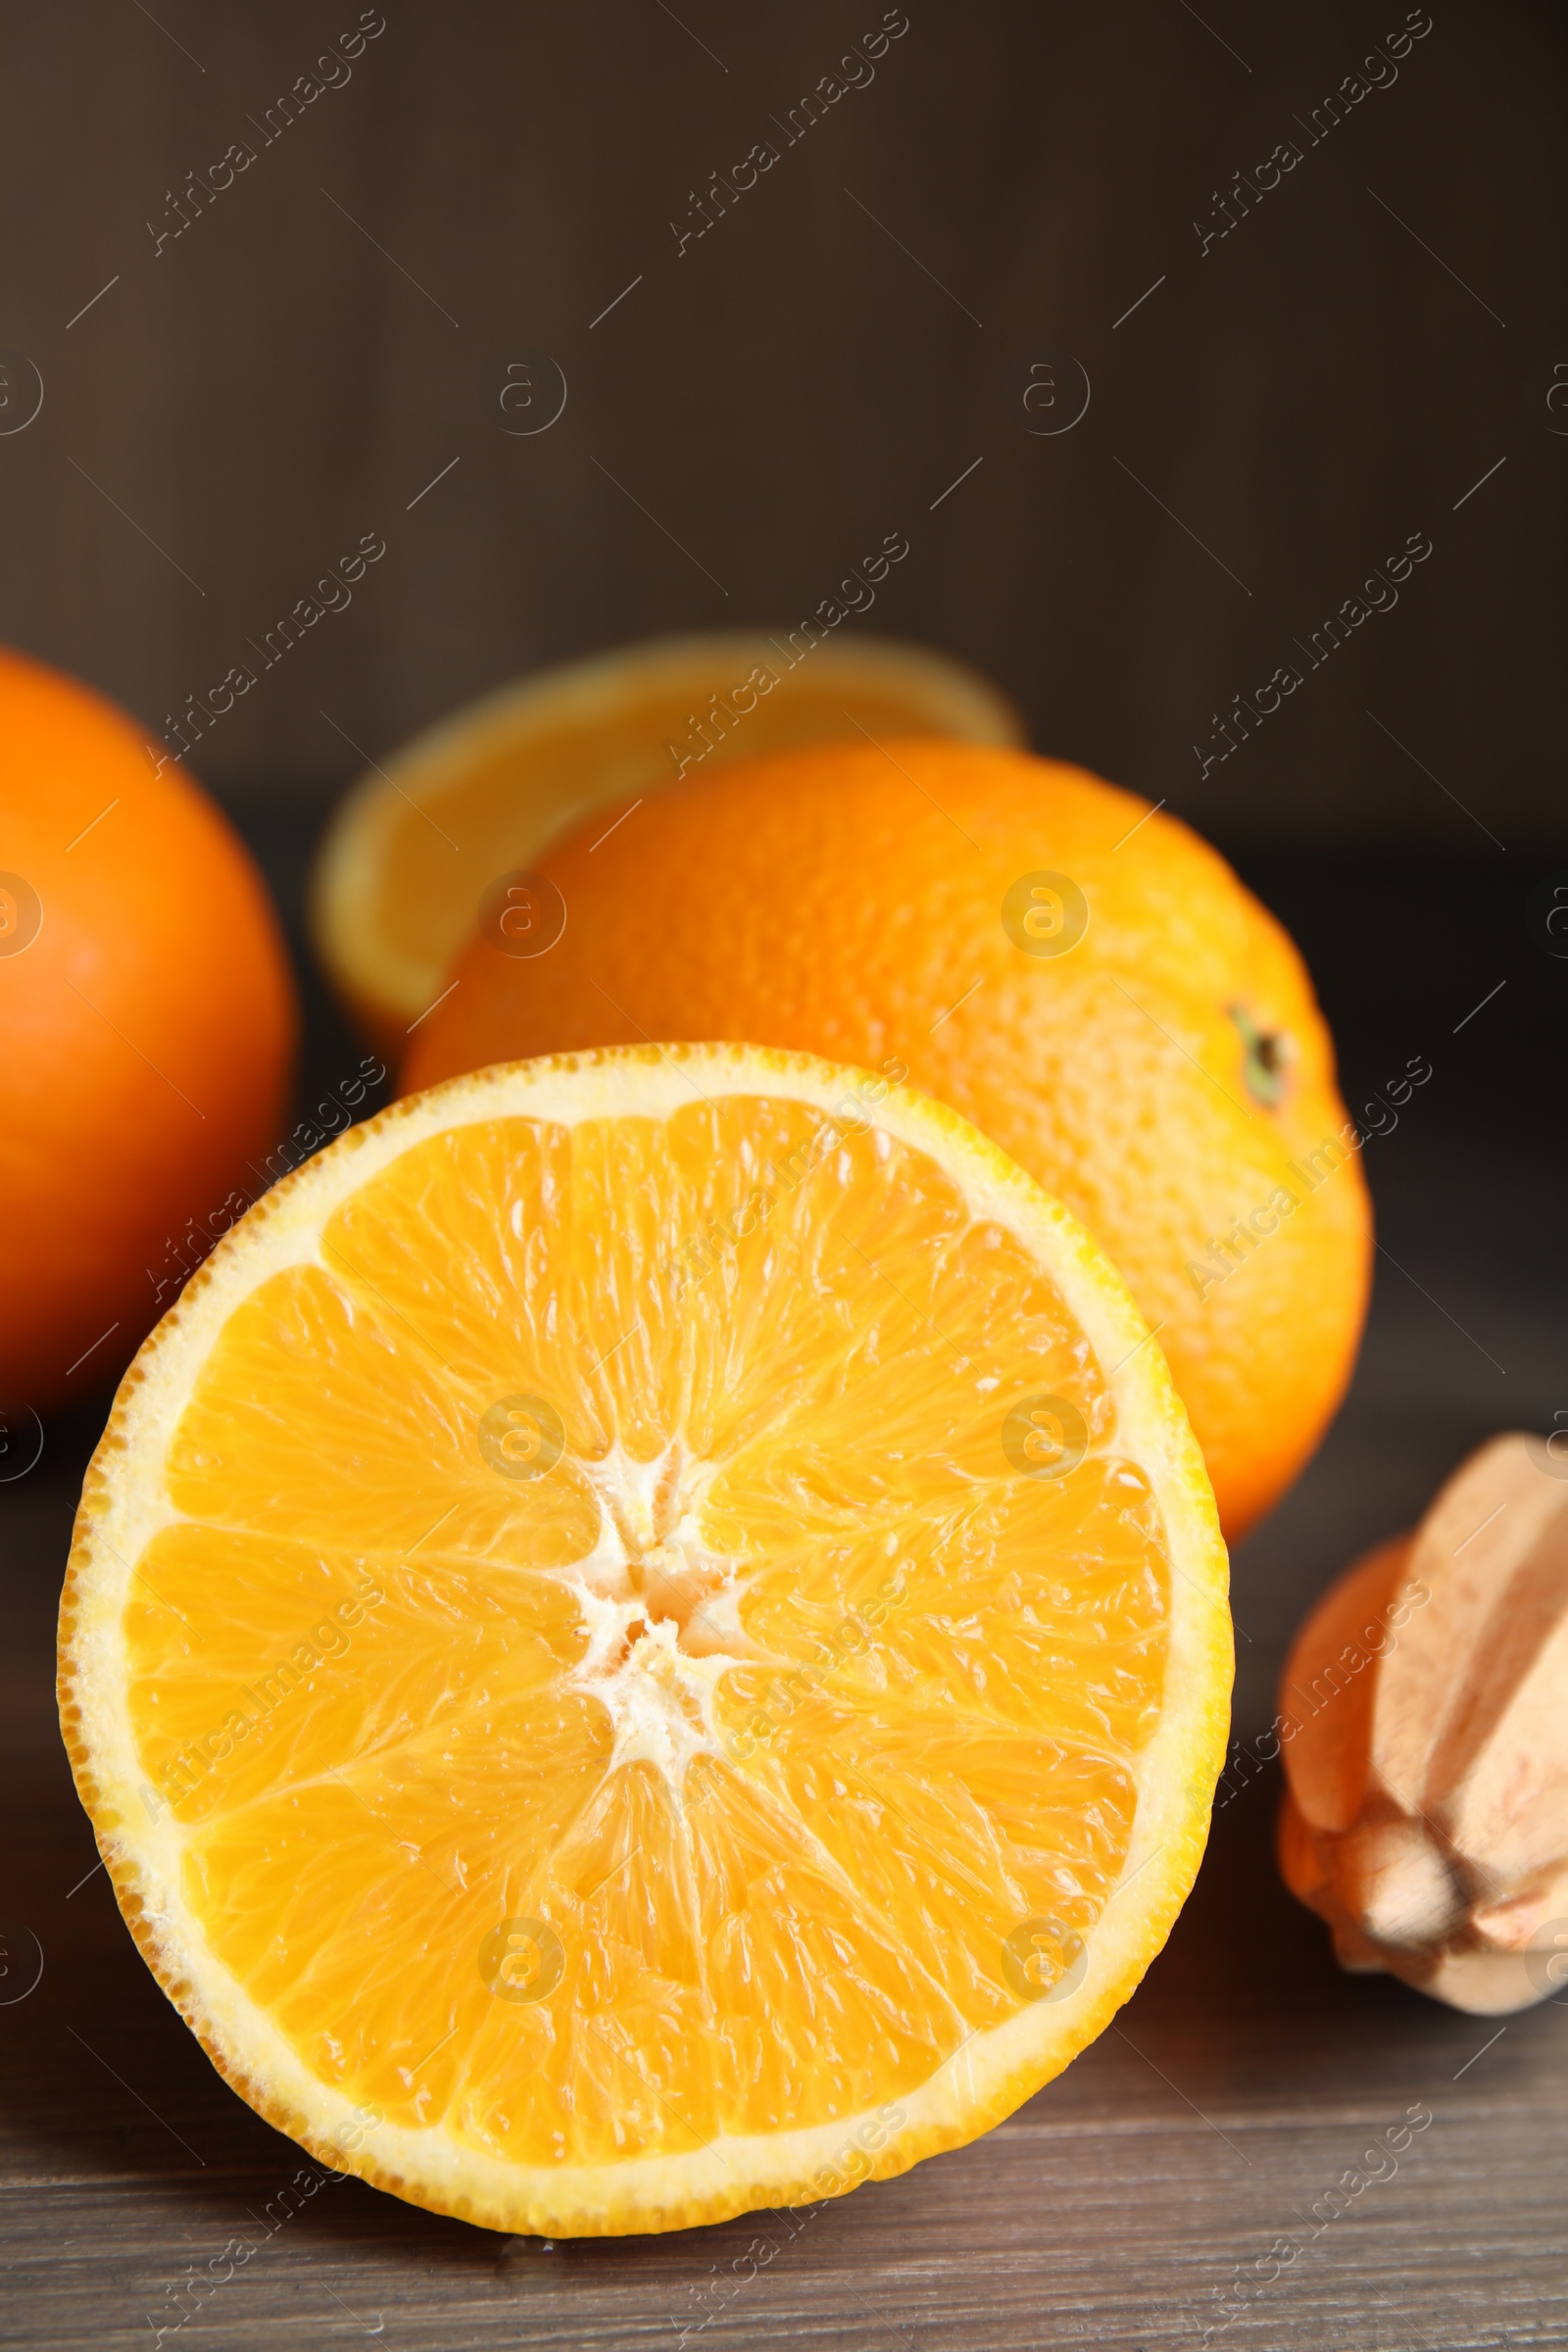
[126,1523,589,1828]
[164,1261,605,1567]
[308,634,1024,1050]
[59,1044,1229,2235]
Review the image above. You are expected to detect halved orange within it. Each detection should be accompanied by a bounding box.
[59,1045,1230,2236]
[308,634,1024,1052]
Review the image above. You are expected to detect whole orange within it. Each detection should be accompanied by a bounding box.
[0,648,297,1415]
[405,741,1370,1538]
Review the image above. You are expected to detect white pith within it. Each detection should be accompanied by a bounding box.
[562,1440,761,1801]
[59,1044,1232,2236]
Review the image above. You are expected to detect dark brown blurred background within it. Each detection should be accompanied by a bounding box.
[5,12,1568,2344]
[3,0,1565,850]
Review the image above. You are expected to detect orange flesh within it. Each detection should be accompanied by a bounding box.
[373,679,1014,972]
[124,1097,1170,2168]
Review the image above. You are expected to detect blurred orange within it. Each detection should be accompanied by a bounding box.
[405,739,1372,1539]
[0,648,296,1414]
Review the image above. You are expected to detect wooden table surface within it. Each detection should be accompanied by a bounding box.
[4,846,1565,2350]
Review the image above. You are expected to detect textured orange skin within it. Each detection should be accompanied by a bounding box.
[0,648,297,1412]
[405,741,1371,1539]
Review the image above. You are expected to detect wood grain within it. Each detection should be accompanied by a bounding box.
[0,2,1564,850]
[4,834,1568,2349]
